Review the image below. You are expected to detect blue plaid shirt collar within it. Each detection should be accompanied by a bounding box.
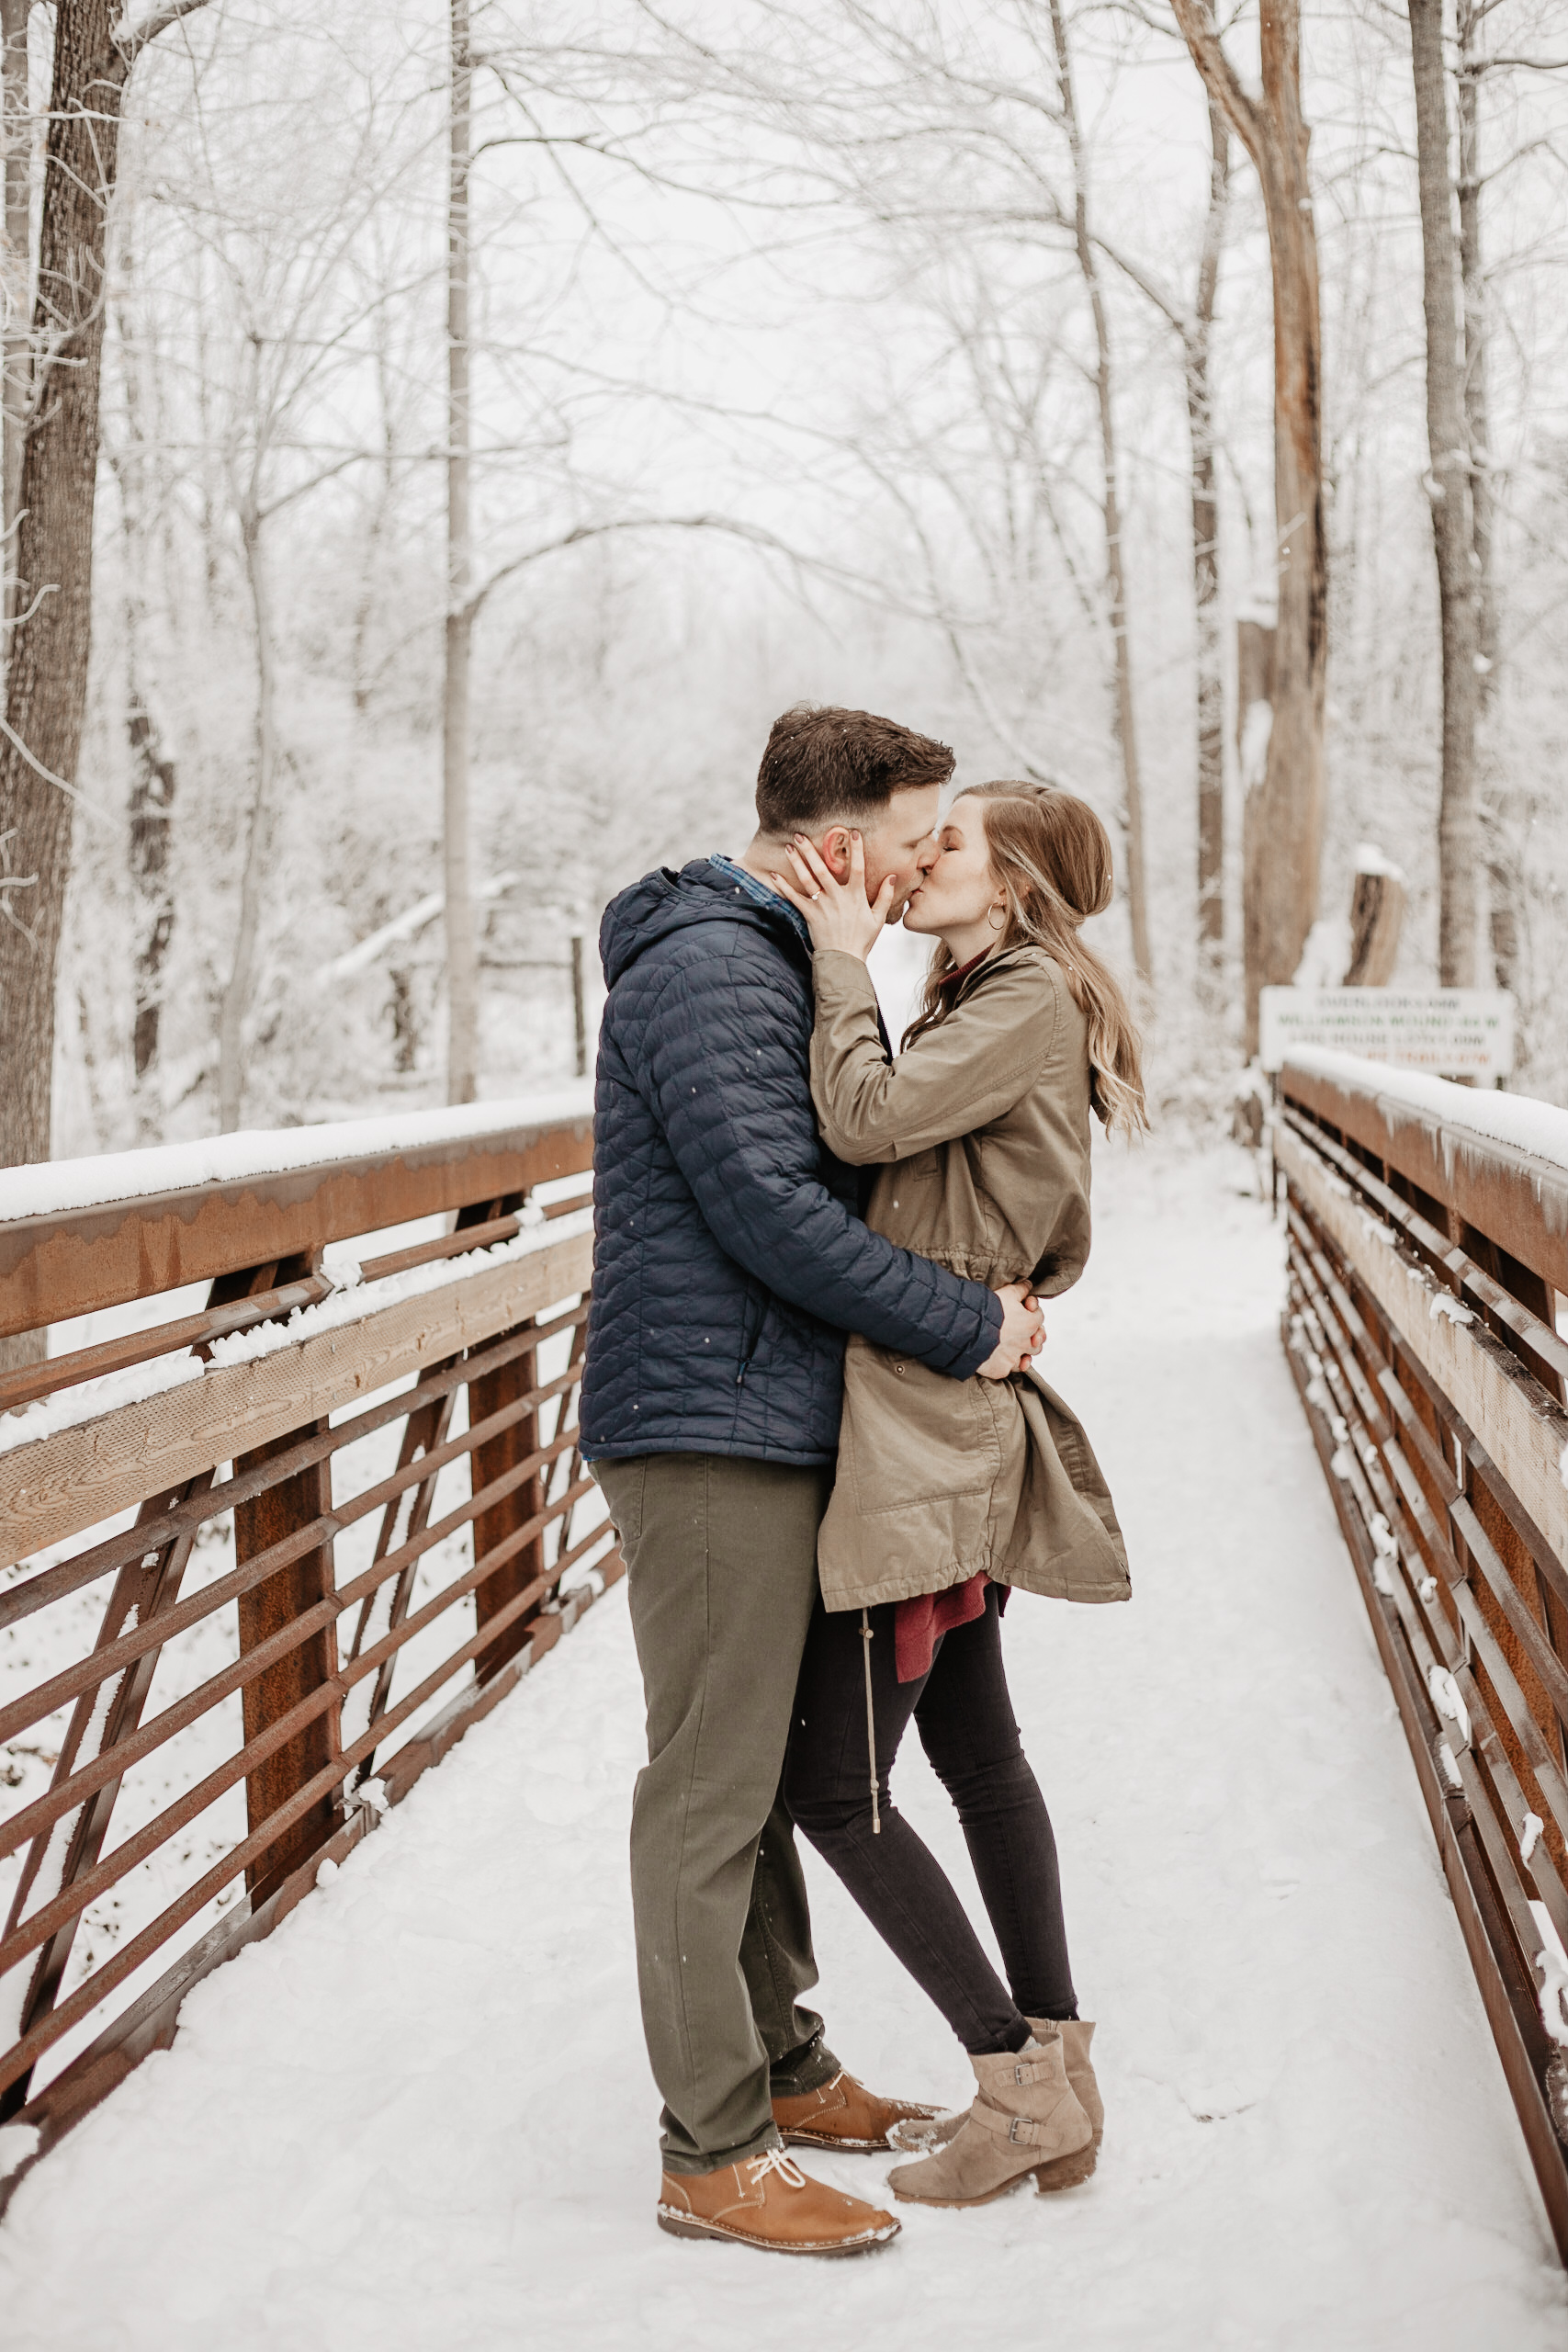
[709,852,812,954]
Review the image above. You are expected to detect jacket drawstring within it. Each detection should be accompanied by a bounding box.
[860,1607,881,1834]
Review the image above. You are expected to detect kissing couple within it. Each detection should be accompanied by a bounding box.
[581,702,1145,2255]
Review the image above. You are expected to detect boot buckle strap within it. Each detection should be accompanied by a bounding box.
[972,2099,1042,2146]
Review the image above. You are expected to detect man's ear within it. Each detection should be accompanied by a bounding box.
[818,825,852,878]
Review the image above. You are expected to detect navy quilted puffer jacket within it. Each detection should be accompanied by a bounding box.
[580,858,1003,1467]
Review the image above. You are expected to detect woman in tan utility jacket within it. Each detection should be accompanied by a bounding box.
[772,781,1146,2216]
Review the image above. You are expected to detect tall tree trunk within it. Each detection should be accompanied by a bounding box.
[128,705,175,1090]
[0,0,209,1172]
[1,0,27,627]
[1172,1,1327,1056]
[1189,98,1230,1001]
[1047,0,1152,989]
[444,0,478,1105]
[114,239,179,1126]
[218,495,277,1132]
[1409,0,1481,989]
[1456,2,1517,994]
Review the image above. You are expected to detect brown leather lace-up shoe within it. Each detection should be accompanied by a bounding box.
[773,2070,940,2154]
[658,2147,900,2255]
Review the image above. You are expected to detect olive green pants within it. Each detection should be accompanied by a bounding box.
[592,1452,841,2174]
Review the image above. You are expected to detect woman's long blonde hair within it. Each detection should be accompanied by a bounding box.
[903,781,1149,1137]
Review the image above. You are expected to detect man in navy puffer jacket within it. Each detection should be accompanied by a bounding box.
[583,706,1043,2256]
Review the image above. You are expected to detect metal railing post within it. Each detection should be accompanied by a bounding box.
[469,1323,543,1681]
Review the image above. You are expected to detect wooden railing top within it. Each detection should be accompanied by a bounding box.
[0,1084,595,1340]
[1280,1048,1568,1303]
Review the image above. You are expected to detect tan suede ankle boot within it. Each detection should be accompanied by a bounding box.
[1028,2018,1101,2191]
[887,2017,1102,2177]
[886,2030,1091,2209]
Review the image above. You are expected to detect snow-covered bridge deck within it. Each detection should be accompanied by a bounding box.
[3,1144,1562,2351]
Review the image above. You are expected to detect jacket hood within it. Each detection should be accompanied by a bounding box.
[599,857,808,988]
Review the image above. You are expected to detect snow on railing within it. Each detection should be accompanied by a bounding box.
[1277,1055,1568,2265]
[0,1091,615,2212]
[1284,1046,1568,1191]
[0,1083,594,1227]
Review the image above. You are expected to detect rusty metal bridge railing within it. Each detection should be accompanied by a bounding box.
[1278,1048,1568,2261]
[0,1094,617,2211]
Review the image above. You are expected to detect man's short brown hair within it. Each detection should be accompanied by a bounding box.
[755,704,954,835]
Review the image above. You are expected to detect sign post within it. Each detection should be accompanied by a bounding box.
[1258,988,1514,1080]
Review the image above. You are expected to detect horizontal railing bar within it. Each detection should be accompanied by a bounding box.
[341,1476,596,1698]
[0,1194,595,1416]
[0,1544,623,2206]
[1287,1227,1451,1591]
[1288,1194,1568,1871]
[353,1189,588,1289]
[0,1476,600,1983]
[1285,1304,1457,1745]
[1285,1215,1467,1609]
[1281,1296,1542,1984]
[1,1670,348,1984]
[1450,1493,1568,1736]
[0,1272,336,1417]
[1382,1433,1459,1580]
[1281,1107,1568,1385]
[0,1304,586,1634]
[1283,1207,1474,1582]
[0,1107,592,1342]
[0,1508,610,2096]
[1291,1197,1568,1762]
[1374,1318,1568,1613]
[1461,1432,1568,1621]
[356,1210,522,1282]
[1452,1576,1568,1853]
[0,1395,584,1749]
[1298,1307,1464,1705]
[1453,1739,1560,1974]
[1282,1148,1568,2267]
[1280,1060,1568,1305]
[543,1519,617,1590]
[1454,1657,1568,1953]
[0,1462,591,1867]
[1376,1366,1461,1509]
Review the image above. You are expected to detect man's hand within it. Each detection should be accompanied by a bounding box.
[773,830,891,961]
[976,1280,1044,1379]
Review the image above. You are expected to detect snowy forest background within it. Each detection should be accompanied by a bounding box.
[22,0,1568,1153]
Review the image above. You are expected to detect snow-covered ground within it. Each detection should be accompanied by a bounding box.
[3,1140,1565,2349]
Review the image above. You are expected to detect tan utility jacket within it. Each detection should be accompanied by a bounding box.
[808,943,1130,1613]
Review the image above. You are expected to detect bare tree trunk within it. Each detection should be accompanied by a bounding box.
[1047,0,1152,989]
[1409,0,1481,989]
[1172,1,1327,1056]
[113,239,180,1127]
[217,496,277,1132]
[1456,1,1517,993]
[1456,15,1496,697]
[128,705,175,1089]
[0,0,210,1172]
[444,0,478,1105]
[1189,98,1230,999]
[1,0,27,628]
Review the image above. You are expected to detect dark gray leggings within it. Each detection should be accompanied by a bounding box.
[784,1584,1077,2056]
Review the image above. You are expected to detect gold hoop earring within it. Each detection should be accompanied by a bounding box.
[987,904,1005,932]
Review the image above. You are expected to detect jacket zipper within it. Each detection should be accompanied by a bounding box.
[737,1290,763,1385]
